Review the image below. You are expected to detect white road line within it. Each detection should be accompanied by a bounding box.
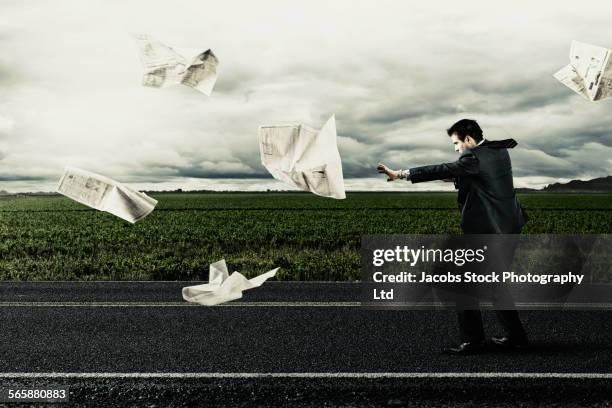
[0,301,361,307]
[0,281,353,283]
[1,301,611,308]
[0,372,610,379]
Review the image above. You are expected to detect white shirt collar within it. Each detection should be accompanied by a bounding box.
[476,138,487,146]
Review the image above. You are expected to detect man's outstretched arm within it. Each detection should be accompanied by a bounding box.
[377,150,479,183]
[409,150,479,183]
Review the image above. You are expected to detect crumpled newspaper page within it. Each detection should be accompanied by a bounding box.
[259,115,346,199]
[182,260,279,305]
[57,166,158,223]
[133,33,219,96]
[554,40,612,101]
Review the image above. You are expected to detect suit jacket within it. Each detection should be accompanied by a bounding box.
[408,139,528,233]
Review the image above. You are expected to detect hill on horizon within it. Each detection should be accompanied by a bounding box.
[541,176,612,192]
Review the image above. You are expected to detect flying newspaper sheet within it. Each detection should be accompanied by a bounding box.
[554,40,612,101]
[182,260,279,306]
[133,33,219,95]
[259,115,346,199]
[57,167,158,223]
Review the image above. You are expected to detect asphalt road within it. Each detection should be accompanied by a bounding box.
[0,282,611,407]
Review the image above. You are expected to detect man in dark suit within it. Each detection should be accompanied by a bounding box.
[377,119,528,354]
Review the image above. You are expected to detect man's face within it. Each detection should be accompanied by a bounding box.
[450,133,476,153]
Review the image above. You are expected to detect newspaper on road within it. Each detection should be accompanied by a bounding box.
[554,40,612,101]
[182,260,279,306]
[57,167,158,223]
[259,115,346,199]
[133,33,219,95]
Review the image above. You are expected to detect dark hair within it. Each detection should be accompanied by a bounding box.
[447,119,483,142]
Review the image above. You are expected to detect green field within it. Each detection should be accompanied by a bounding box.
[0,192,610,281]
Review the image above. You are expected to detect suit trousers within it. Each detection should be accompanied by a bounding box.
[455,233,527,342]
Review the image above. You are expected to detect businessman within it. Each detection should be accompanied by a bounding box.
[377,119,528,355]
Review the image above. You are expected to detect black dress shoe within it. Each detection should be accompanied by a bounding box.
[442,341,485,355]
[490,336,529,349]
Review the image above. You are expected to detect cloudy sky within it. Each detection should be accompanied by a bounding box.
[1,0,611,193]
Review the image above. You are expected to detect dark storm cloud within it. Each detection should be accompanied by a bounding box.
[0,174,46,181]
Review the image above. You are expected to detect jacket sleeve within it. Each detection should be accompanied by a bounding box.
[408,150,479,183]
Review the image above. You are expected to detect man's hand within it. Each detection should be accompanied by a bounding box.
[377,163,400,182]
